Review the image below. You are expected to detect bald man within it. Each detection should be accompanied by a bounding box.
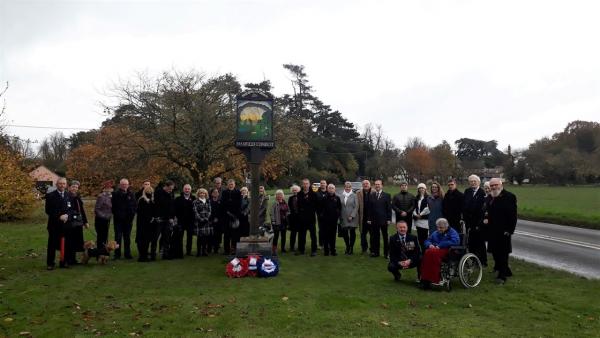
[484,178,517,285]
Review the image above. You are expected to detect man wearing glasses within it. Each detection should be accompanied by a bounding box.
[484,178,517,285]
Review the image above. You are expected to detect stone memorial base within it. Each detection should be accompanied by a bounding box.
[235,235,273,258]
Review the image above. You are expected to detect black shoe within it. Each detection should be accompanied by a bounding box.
[281,249,287,253]
[59,262,69,269]
[125,255,133,260]
[495,278,506,285]
[47,265,55,271]
[294,251,303,256]
[324,252,329,256]
[384,255,389,260]
[138,257,149,262]
[393,274,401,281]
[370,253,379,258]
[113,256,121,260]
[331,252,337,256]
[310,252,316,257]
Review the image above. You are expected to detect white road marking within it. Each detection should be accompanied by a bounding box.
[514,230,600,251]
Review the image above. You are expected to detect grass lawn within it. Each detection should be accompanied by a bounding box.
[1,205,599,337]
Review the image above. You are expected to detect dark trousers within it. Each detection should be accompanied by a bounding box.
[223,228,239,255]
[370,222,389,256]
[212,224,222,253]
[170,226,184,259]
[388,259,420,279]
[468,228,488,266]
[491,235,512,280]
[138,222,160,261]
[95,217,110,249]
[198,236,211,255]
[322,221,337,255]
[159,221,173,259]
[342,227,356,253]
[317,216,325,247]
[416,227,429,253]
[288,218,298,251]
[114,217,133,258]
[298,221,317,254]
[360,221,370,252]
[273,227,287,251]
[46,228,61,267]
[185,227,195,255]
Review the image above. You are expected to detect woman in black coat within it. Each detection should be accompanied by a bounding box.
[239,187,251,238]
[209,188,224,254]
[67,180,88,265]
[321,184,342,256]
[136,186,156,262]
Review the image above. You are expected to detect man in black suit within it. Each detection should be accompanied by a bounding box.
[315,179,328,249]
[174,184,196,258]
[297,178,319,256]
[220,179,242,255]
[391,181,415,234]
[463,174,487,266]
[45,177,70,269]
[388,221,421,281]
[154,180,176,259]
[368,179,392,258]
[442,178,464,233]
[485,178,517,284]
[112,178,137,259]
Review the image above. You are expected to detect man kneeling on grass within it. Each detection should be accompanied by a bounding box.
[388,221,421,281]
[420,218,459,289]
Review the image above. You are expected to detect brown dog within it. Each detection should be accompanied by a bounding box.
[82,240,119,265]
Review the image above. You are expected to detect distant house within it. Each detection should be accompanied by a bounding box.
[473,166,505,182]
[29,165,60,194]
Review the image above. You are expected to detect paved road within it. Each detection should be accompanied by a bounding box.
[512,220,600,279]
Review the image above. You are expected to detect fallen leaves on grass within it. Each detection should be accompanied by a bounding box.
[18,332,32,337]
[380,303,389,309]
[408,300,417,307]
[380,321,390,327]
[4,317,13,322]
[281,296,289,301]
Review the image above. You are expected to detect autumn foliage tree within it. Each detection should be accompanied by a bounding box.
[0,145,36,221]
[66,125,175,196]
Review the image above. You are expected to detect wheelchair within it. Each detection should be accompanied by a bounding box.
[438,221,483,291]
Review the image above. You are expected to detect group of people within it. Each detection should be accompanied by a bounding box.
[45,174,517,285]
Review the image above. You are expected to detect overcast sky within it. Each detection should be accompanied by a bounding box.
[1,0,599,151]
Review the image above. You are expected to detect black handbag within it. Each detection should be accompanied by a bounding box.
[337,223,344,238]
[65,199,84,230]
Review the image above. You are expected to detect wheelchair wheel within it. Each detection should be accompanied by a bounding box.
[458,253,482,288]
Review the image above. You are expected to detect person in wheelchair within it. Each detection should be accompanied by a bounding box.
[388,221,421,281]
[420,218,460,288]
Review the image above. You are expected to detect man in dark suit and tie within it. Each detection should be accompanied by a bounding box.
[368,179,392,258]
[45,177,70,270]
[463,174,487,266]
[388,221,421,281]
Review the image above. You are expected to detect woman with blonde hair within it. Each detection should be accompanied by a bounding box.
[193,188,212,256]
[136,185,155,262]
[270,189,289,254]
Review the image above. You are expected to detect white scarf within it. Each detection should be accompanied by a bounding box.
[342,190,352,204]
[199,197,206,203]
